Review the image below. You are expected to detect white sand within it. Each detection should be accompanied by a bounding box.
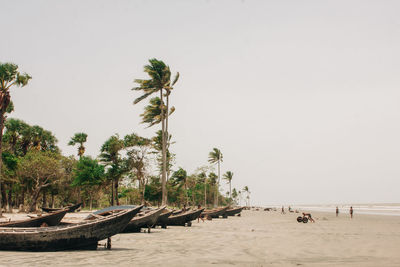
[1,209,400,266]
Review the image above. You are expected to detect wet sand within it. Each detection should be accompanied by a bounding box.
[1,209,400,266]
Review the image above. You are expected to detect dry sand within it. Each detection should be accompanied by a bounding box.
[1,209,400,266]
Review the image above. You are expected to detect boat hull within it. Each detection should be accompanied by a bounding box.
[122,207,165,233]
[0,209,68,227]
[0,207,140,251]
[224,207,243,216]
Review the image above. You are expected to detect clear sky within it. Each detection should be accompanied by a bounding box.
[1,0,400,205]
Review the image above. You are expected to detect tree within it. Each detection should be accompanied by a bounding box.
[231,188,238,204]
[223,171,234,202]
[17,151,62,212]
[124,133,151,205]
[133,58,179,205]
[243,186,250,207]
[208,148,223,207]
[72,156,105,210]
[0,63,31,216]
[99,134,125,206]
[171,167,188,206]
[68,132,88,158]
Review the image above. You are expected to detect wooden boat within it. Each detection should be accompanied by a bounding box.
[224,207,243,216]
[201,206,229,218]
[42,203,82,213]
[0,209,68,227]
[155,209,174,228]
[163,208,205,227]
[122,206,165,233]
[172,207,191,215]
[0,207,141,251]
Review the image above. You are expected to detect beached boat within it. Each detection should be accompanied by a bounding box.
[42,203,82,213]
[224,207,243,216]
[0,207,141,251]
[156,209,174,228]
[122,206,165,233]
[0,209,68,227]
[163,208,205,227]
[172,207,191,215]
[201,206,229,218]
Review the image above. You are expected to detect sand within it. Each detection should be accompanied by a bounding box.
[1,209,400,266]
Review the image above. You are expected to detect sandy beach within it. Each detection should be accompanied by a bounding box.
[0,209,399,266]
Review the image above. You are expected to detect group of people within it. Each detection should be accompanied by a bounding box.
[336,206,353,218]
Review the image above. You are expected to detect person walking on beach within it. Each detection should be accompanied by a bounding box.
[281,206,285,214]
[336,206,339,217]
[350,206,353,219]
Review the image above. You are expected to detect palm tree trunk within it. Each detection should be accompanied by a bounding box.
[111,179,114,206]
[115,178,119,206]
[161,90,167,205]
[215,160,220,207]
[229,181,232,202]
[204,184,207,207]
[166,93,170,182]
[0,113,4,217]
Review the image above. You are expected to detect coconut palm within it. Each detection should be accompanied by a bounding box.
[99,134,125,205]
[243,186,250,207]
[171,167,188,206]
[223,171,234,201]
[0,63,31,216]
[208,148,223,207]
[68,132,88,158]
[133,58,179,205]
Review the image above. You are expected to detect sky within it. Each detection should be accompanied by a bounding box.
[1,0,400,206]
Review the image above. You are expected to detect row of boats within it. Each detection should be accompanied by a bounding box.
[0,205,243,251]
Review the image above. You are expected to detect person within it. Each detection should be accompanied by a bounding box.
[336,206,339,217]
[302,212,315,223]
[350,206,353,219]
[281,206,285,214]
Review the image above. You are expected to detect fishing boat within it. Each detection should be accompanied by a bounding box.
[201,206,229,219]
[155,209,174,228]
[122,206,165,233]
[163,208,204,227]
[172,207,191,215]
[224,207,243,216]
[42,203,82,213]
[0,207,141,251]
[0,209,68,227]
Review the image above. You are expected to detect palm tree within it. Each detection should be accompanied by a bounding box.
[99,134,125,205]
[0,62,31,216]
[171,167,188,206]
[68,132,88,159]
[223,171,233,202]
[198,172,207,207]
[133,58,179,205]
[243,186,250,207]
[208,148,223,207]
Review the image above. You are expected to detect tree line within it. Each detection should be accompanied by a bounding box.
[0,60,250,214]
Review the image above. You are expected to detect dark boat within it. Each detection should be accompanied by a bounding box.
[224,207,243,216]
[0,207,141,251]
[155,209,174,228]
[122,206,165,233]
[0,209,68,227]
[163,208,204,227]
[42,203,82,213]
[172,207,191,215]
[201,206,229,218]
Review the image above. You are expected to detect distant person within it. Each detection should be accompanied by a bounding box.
[281,206,285,214]
[336,206,339,217]
[302,212,315,223]
[350,206,353,219]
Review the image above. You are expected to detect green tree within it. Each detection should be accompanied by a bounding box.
[231,188,238,205]
[208,148,223,207]
[72,156,105,210]
[171,167,188,206]
[243,186,250,207]
[223,171,234,202]
[68,132,88,158]
[0,63,31,216]
[17,151,62,212]
[124,133,151,204]
[99,134,125,205]
[133,58,179,205]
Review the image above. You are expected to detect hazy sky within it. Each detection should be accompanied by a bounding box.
[1,0,400,205]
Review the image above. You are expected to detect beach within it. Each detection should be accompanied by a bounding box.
[1,209,400,266]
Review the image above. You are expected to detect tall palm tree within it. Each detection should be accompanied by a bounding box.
[99,134,125,205]
[68,132,88,159]
[0,62,31,216]
[208,148,223,207]
[133,58,179,205]
[243,186,250,207]
[198,172,207,207]
[223,171,234,201]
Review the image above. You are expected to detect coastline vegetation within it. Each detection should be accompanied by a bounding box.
[0,60,248,213]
